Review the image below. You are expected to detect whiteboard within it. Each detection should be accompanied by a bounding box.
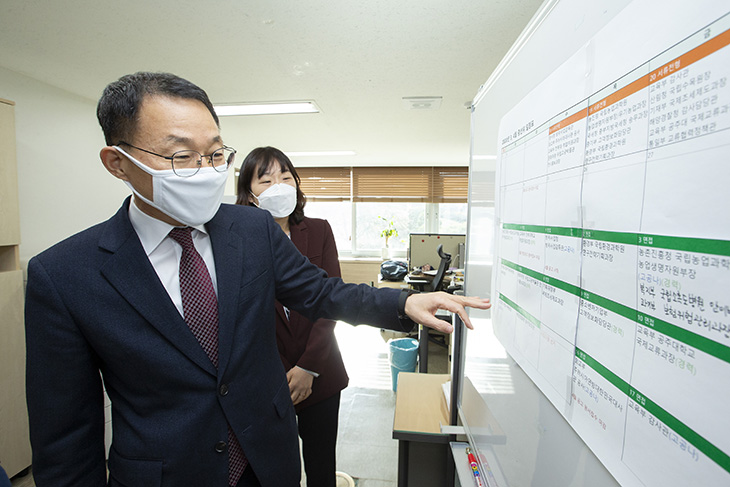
[462,1,730,486]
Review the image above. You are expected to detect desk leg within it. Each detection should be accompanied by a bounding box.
[418,326,429,373]
[398,439,409,487]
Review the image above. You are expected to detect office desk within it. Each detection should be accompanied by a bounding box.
[392,373,454,487]
[376,274,409,289]
[404,274,430,291]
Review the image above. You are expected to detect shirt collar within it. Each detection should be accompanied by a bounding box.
[128,198,208,256]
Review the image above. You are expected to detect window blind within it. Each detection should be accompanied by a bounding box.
[296,166,468,203]
[432,167,469,203]
[353,167,433,202]
[297,167,351,201]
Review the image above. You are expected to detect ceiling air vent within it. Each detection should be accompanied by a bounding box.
[402,96,442,110]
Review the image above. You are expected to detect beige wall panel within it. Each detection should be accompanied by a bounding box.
[0,269,31,477]
[0,100,20,246]
[339,259,382,285]
[0,246,19,272]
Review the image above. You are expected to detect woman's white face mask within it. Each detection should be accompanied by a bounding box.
[114,146,228,227]
[253,183,297,219]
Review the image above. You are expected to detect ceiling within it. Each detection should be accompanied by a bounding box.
[0,0,544,167]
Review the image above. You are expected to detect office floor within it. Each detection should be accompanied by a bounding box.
[330,322,448,487]
[10,323,448,487]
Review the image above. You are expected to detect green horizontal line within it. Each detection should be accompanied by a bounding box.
[575,348,630,395]
[500,259,525,274]
[501,224,730,256]
[579,290,637,322]
[576,349,730,474]
[502,223,547,233]
[637,313,730,365]
[501,259,543,283]
[581,229,637,245]
[630,387,730,474]
[502,261,730,363]
[638,234,730,257]
[503,223,580,238]
[499,293,541,328]
[501,259,581,297]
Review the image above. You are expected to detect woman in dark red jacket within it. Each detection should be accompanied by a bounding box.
[237,146,348,487]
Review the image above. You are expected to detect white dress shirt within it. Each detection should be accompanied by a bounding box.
[127,199,218,318]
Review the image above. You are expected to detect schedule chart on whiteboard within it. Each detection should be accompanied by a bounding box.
[491,11,730,487]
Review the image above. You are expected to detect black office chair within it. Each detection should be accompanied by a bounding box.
[428,244,452,292]
[419,244,453,372]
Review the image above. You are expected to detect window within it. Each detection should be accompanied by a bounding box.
[305,200,352,253]
[355,202,426,252]
[437,203,468,234]
[298,167,468,257]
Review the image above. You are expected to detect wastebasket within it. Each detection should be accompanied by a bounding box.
[388,337,419,391]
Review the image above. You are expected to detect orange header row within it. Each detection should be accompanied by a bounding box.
[549,110,587,135]
[650,27,730,84]
[549,26,729,135]
[588,76,649,116]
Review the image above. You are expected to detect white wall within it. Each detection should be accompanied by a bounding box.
[0,67,242,267]
[470,0,633,164]
[0,67,130,266]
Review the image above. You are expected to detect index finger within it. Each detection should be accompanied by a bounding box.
[460,296,491,309]
[443,295,491,330]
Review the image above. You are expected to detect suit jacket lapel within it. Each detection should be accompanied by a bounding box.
[206,211,244,374]
[280,220,309,329]
[98,200,217,375]
[290,219,308,258]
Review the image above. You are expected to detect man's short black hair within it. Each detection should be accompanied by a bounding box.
[96,72,220,146]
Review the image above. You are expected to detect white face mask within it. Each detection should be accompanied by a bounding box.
[114,146,228,227]
[253,183,297,219]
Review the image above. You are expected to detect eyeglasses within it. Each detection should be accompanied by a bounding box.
[117,141,236,177]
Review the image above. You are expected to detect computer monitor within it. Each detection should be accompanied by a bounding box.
[408,233,465,271]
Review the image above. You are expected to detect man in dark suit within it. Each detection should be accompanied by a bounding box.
[0,465,10,487]
[24,72,490,487]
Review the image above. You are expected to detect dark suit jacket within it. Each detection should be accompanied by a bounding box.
[25,198,409,487]
[275,217,348,411]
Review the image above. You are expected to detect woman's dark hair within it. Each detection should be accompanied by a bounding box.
[96,72,219,146]
[236,146,306,226]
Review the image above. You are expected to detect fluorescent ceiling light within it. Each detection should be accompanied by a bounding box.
[286,151,356,157]
[214,101,320,116]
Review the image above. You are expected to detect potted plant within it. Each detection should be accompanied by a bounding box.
[379,216,398,259]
